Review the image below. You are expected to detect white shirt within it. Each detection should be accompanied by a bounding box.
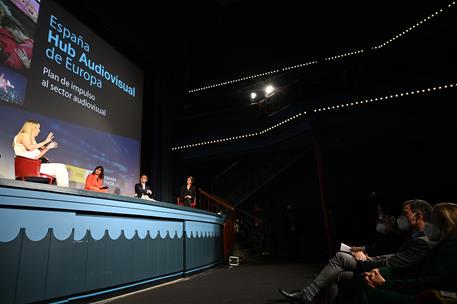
[14,136,40,159]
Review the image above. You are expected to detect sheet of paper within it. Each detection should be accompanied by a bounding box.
[440,291,457,299]
[340,242,351,252]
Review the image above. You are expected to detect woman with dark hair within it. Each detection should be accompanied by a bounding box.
[84,166,108,192]
[180,176,196,207]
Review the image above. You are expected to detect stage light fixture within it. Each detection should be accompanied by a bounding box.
[265,85,274,96]
[174,82,457,151]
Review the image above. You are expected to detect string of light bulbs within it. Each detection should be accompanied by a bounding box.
[187,61,318,93]
[324,50,365,61]
[372,1,456,50]
[172,82,457,151]
[187,2,456,93]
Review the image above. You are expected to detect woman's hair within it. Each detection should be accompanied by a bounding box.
[433,202,457,238]
[92,166,104,179]
[13,120,39,146]
[186,176,194,184]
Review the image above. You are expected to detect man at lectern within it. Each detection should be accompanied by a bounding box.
[135,174,154,200]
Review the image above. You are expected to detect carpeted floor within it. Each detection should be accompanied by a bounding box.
[92,262,322,304]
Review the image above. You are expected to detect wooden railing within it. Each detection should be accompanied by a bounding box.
[198,189,263,259]
[199,189,235,259]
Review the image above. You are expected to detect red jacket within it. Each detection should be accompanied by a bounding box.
[84,173,107,192]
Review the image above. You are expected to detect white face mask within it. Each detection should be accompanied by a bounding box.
[397,215,411,231]
[424,223,442,242]
[376,223,386,234]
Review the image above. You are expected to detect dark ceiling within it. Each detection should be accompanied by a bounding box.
[53,0,456,207]
[54,0,450,80]
[55,0,456,142]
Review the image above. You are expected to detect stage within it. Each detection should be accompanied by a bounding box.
[0,178,224,304]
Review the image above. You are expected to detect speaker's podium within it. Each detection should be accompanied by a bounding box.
[0,178,224,304]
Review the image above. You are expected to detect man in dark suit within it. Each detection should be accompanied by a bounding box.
[135,174,154,199]
[278,199,436,304]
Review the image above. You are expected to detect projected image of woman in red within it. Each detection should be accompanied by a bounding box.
[0,0,38,71]
[0,17,33,70]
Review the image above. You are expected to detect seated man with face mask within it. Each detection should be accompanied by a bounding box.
[278,199,437,304]
[362,214,405,257]
[361,202,457,304]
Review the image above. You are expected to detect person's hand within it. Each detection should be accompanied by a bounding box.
[364,269,385,288]
[16,48,31,68]
[45,132,54,143]
[364,272,375,288]
[352,251,367,261]
[147,190,152,194]
[185,195,191,199]
[47,141,58,150]
[350,246,365,252]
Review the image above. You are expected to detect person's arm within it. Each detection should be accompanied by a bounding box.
[37,141,58,159]
[380,264,443,294]
[98,178,108,192]
[384,237,433,268]
[146,185,153,197]
[141,184,149,195]
[134,184,141,197]
[138,186,147,195]
[85,174,93,190]
[18,132,54,151]
[16,48,31,69]
[136,184,149,196]
[382,270,454,295]
[364,268,386,288]
[352,251,368,261]
[350,246,366,253]
[380,240,457,294]
[190,185,196,199]
[85,174,100,191]
[36,148,48,159]
[360,238,431,273]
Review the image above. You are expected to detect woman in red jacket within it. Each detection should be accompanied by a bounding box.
[84,166,108,192]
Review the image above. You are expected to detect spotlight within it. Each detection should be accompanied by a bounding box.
[265,85,275,96]
[250,92,257,100]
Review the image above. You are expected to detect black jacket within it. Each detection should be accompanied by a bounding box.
[360,231,437,271]
[135,183,153,198]
[180,185,196,201]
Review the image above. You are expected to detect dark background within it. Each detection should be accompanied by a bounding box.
[54,0,457,259]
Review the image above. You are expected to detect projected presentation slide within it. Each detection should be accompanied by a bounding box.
[0,0,144,195]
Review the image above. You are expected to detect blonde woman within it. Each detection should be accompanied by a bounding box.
[13,120,69,187]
